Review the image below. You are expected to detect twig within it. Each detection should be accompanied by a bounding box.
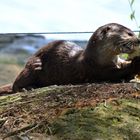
[3,123,37,139]
[3,114,52,139]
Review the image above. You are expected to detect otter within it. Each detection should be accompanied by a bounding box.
[1,23,140,95]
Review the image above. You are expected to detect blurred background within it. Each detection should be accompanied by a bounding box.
[0,0,140,86]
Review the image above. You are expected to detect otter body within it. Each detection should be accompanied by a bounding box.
[1,23,140,94]
[13,40,88,91]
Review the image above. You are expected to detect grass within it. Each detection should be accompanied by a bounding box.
[0,53,29,65]
[0,53,26,86]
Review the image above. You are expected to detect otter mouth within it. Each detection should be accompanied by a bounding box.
[118,39,140,61]
[119,40,140,54]
[120,44,135,54]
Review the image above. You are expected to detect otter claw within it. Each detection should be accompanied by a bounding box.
[26,57,42,71]
[35,67,42,70]
[32,58,42,70]
[33,61,42,70]
[33,62,42,66]
[36,59,41,62]
[33,60,42,70]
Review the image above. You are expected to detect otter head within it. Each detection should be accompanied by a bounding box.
[86,23,140,66]
[91,23,140,55]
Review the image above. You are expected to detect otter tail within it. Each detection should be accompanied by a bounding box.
[0,84,14,96]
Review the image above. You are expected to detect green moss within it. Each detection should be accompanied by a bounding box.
[50,99,140,140]
[0,94,22,106]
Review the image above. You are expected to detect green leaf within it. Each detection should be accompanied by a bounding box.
[130,0,135,6]
[130,10,135,20]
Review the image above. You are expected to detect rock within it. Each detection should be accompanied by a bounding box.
[0,34,52,54]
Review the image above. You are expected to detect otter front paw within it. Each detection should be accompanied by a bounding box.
[26,57,42,71]
[32,58,42,70]
[131,56,140,73]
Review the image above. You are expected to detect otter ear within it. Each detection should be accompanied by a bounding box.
[99,26,111,40]
[102,26,111,35]
[100,26,111,40]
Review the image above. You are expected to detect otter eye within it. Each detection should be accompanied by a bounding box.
[127,32,133,36]
[106,26,111,31]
